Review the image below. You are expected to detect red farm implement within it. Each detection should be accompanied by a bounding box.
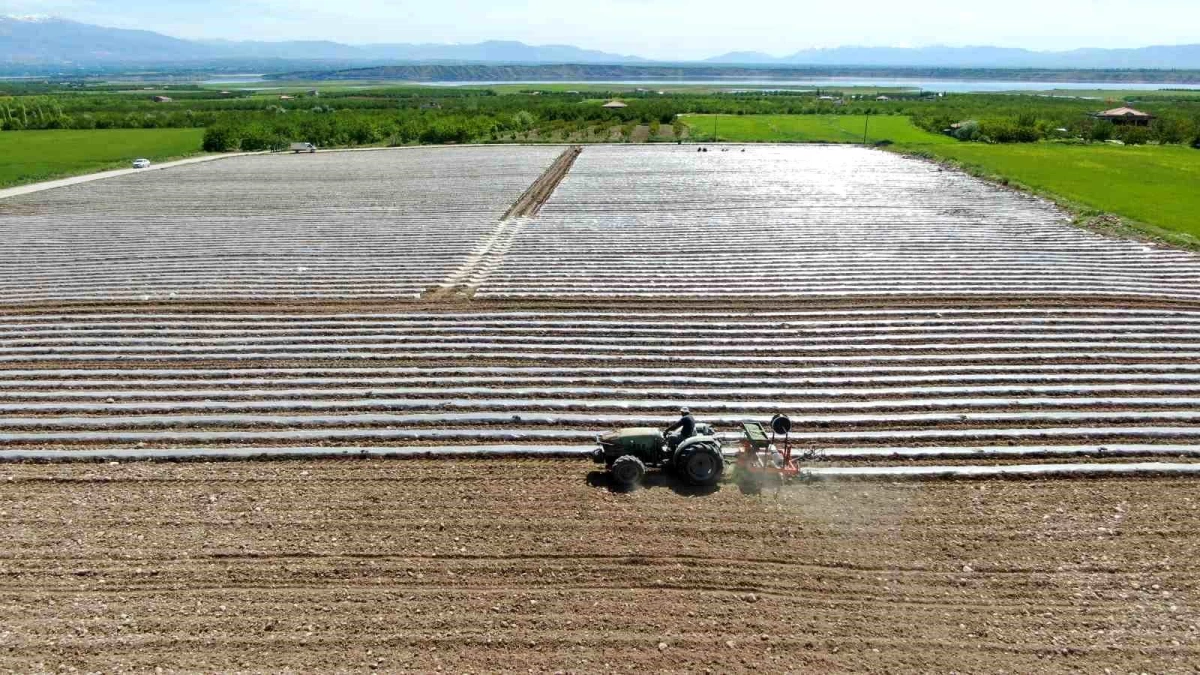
[736,414,813,481]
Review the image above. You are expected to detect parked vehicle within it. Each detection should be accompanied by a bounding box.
[132,158,151,169]
[290,142,317,153]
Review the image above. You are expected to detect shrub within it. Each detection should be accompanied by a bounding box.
[1192,136,1200,149]
[1116,125,1152,146]
[345,118,383,145]
[1090,120,1115,143]
[1151,117,1186,145]
[979,118,1040,143]
[953,120,982,141]
[510,110,535,131]
[202,124,240,152]
[233,122,286,151]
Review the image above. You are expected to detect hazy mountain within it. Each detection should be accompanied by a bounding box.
[703,51,778,64]
[0,16,644,65]
[707,44,1200,69]
[1057,44,1200,69]
[358,41,646,63]
[199,39,368,61]
[277,63,1200,85]
[0,16,218,63]
[4,16,1200,70]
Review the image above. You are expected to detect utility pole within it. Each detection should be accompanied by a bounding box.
[713,114,718,142]
[863,112,870,145]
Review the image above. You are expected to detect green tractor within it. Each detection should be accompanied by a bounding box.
[590,423,724,490]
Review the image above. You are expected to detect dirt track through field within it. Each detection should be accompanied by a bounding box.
[501,145,583,220]
[1,459,1197,672]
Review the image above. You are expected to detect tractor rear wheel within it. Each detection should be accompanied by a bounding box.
[610,455,646,490]
[676,442,724,487]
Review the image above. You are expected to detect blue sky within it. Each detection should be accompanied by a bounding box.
[4,0,1199,59]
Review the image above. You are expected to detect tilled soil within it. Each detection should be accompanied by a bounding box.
[1,458,1197,673]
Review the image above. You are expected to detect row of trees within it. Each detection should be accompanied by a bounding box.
[200,107,698,151]
[913,94,1200,146]
[945,114,1200,145]
[0,87,941,133]
[201,110,543,151]
[6,84,1200,149]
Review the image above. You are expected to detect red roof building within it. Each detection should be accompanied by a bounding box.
[1091,107,1156,126]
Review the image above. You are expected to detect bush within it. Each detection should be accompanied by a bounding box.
[1116,125,1152,146]
[953,120,982,141]
[979,118,1040,143]
[1151,117,1186,145]
[1192,136,1200,149]
[237,123,283,151]
[510,110,535,131]
[1090,120,1115,143]
[202,124,240,152]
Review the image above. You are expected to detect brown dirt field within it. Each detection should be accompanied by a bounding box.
[1,459,1198,673]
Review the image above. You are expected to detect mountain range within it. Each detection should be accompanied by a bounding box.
[0,17,646,65]
[704,45,1200,69]
[3,15,1200,69]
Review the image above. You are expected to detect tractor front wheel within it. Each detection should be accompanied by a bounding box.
[610,455,646,490]
[676,443,724,487]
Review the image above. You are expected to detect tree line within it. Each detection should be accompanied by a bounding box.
[3,85,1199,149]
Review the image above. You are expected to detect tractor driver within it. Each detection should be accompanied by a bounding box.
[664,407,696,450]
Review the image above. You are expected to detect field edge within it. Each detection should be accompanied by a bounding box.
[891,146,1200,253]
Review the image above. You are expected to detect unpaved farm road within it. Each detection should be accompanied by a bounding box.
[1,459,1197,673]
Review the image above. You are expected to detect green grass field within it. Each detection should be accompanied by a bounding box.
[681,114,953,144]
[0,128,205,188]
[905,142,1200,241]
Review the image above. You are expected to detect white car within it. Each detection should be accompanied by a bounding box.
[132,158,151,169]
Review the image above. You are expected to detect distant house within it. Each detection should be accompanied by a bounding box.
[875,95,890,102]
[818,95,837,101]
[602,100,628,109]
[152,95,172,103]
[419,101,442,110]
[279,95,295,101]
[308,89,319,97]
[1091,106,1155,127]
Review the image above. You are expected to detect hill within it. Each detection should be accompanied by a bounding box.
[273,63,1200,84]
[706,44,1200,69]
[4,16,1200,70]
[0,17,644,65]
[0,16,217,63]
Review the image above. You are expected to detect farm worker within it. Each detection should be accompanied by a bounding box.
[664,407,696,449]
